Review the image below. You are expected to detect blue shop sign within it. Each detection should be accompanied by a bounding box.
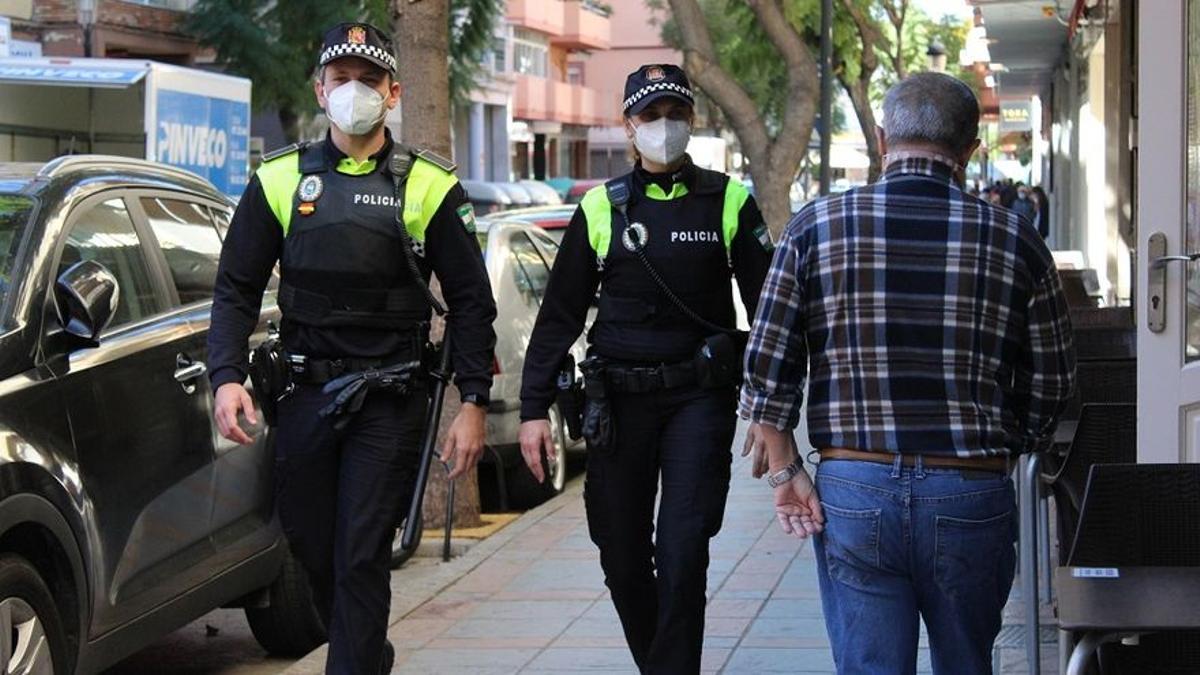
[155,89,251,198]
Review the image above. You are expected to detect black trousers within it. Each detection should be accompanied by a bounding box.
[584,385,737,674]
[274,382,426,675]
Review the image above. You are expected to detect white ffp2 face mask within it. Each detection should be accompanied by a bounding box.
[632,118,690,165]
[325,80,388,136]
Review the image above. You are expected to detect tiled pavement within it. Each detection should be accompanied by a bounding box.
[287,422,1060,674]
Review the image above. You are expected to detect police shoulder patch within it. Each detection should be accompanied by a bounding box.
[456,203,477,233]
[262,142,303,163]
[752,222,775,252]
[415,149,457,173]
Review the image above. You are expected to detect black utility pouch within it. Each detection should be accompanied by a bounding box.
[582,398,614,453]
[579,357,614,453]
[694,331,750,389]
[556,354,585,441]
[248,334,290,427]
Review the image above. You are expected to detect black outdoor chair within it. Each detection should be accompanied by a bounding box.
[1056,463,1200,674]
[1061,269,1103,308]
[1068,306,1135,361]
[1042,403,1137,561]
[1057,359,1136,424]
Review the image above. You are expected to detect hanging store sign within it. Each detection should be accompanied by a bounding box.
[1000,101,1033,132]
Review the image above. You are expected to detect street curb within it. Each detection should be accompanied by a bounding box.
[281,477,584,674]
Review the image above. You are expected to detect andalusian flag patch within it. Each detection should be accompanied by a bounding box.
[457,203,477,233]
[752,222,775,252]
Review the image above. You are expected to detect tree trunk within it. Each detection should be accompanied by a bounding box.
[841,76,882,183]
[395,0,483,529]
[396,0,453,156]
[753,169,796,235]
[838,0,887,183]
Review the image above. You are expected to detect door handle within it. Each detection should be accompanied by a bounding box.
[174,354,207,394]
[1153,254,1200,268]
[1146,232,1200,333]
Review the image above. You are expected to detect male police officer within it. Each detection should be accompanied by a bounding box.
[207,23,497,674]
[519,65,773,673]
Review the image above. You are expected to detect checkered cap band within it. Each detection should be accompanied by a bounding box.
[623,82,694,111]
[320,42,397,72]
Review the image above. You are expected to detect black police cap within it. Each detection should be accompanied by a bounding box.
[623,64,695,116]
[318,22,396,75]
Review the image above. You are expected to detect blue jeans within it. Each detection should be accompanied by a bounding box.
[813,458,1018,675]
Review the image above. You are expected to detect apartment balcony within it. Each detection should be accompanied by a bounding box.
[506,0,565,36]
[514,75,553,121]
[572,85,621,126]
[549,80,580,123]
[514,75,621,127]
[552,1,611,51]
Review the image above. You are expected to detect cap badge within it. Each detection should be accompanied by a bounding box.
[298,175,324,202]
[348,26,367,45]
[646,66,666,82]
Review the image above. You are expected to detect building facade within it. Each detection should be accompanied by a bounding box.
[574,0,676,178]
[2,0,200,62]
[453,0,622,182]
[979,0,1134,307]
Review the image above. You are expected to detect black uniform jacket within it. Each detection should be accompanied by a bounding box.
[207,134,497,401]
[519,162,774,421]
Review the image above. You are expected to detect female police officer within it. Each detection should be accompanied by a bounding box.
[518,64,774,673]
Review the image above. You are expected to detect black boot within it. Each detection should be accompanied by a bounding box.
[380,639,395,673]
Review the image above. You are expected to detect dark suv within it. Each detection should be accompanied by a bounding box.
[0,156,323,673]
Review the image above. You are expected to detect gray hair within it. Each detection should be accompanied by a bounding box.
[882,72,980,153]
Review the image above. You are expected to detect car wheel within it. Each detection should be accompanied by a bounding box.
[0,554,68,675]
[506,405,568,509]
[244,549,326,657]
[390,512,424,569]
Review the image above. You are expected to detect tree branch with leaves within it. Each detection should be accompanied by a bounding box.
[668,0,819,235]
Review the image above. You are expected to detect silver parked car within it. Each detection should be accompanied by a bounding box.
[475,217,587,509]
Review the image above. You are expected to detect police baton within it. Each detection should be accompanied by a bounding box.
[401,333,454,553]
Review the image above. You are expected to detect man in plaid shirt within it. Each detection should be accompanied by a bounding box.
[739,73,1075,674]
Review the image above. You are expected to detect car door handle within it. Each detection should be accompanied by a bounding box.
[174,362,207,382]
[174,354,208,388]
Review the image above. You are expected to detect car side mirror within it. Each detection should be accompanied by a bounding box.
[54,260,118,345]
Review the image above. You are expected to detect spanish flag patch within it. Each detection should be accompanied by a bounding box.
[298,202,316,216]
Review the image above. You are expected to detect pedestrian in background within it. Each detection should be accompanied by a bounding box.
[1032,185,1051,239]
[740,72,1076,674]
[1012,183,1038,224]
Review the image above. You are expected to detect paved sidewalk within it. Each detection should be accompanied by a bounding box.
[287,422,1058,674]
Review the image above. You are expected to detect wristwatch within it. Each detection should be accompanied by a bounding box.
[766,459,804,488]
[461,393,489,408]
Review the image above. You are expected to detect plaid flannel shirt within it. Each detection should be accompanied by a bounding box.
[739,156,1076,457]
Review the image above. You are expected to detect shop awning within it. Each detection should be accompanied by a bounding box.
[0,58,151,88]
[974,0,1070,98]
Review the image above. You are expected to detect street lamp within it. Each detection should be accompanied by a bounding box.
[927,40,947,72]
[79,0,96,57]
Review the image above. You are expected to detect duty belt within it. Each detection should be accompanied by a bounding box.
[604,360,697,393]
[286,335,423,385]
[287,353,416,385]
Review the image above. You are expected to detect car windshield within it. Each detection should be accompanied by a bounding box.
[0,195,34,310]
